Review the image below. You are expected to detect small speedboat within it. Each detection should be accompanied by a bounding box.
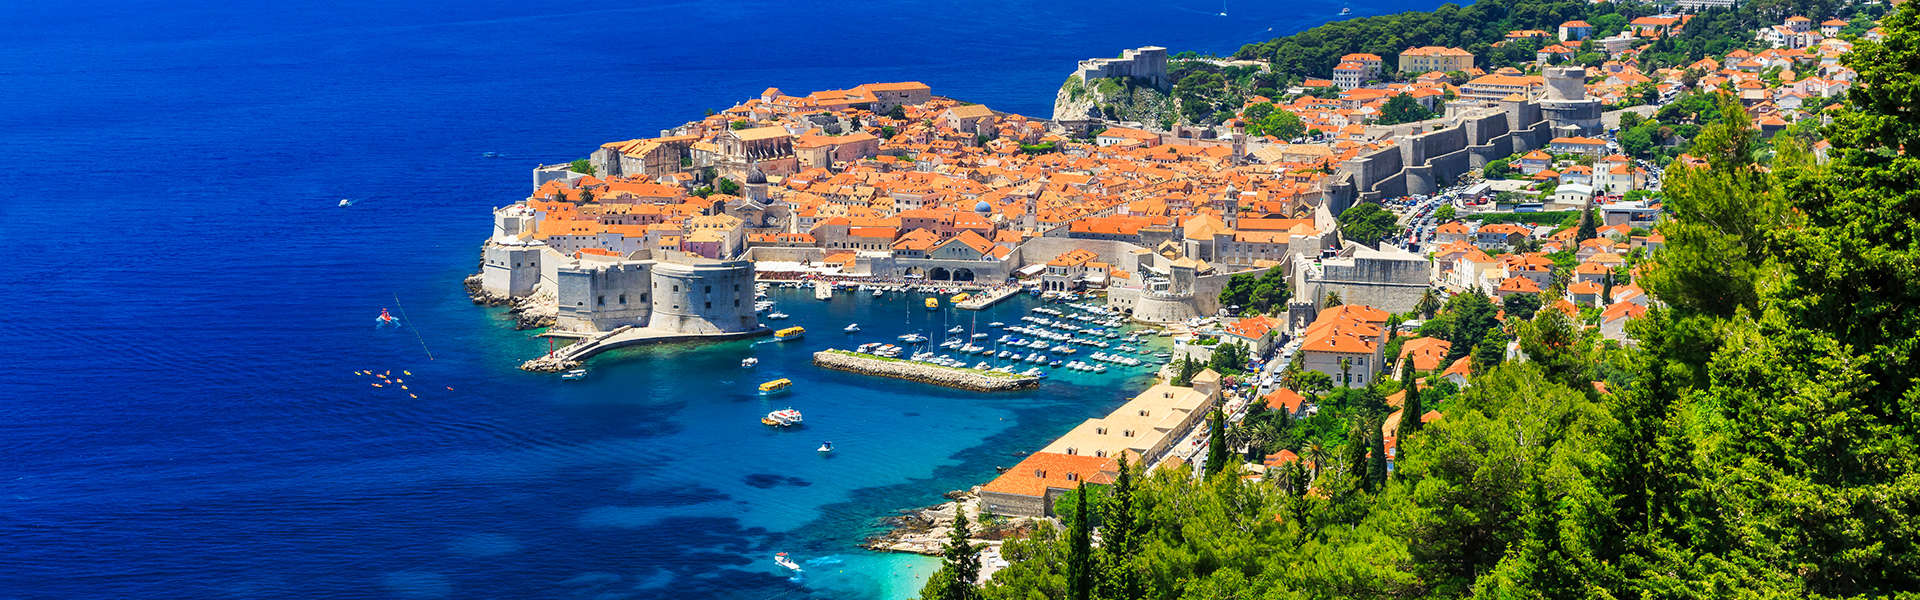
[775,553,803,572]
[817,441,834,453]
[1339,6,1353,15]
[766,312,790,320]
[948,326,965,334]
[337,198,353,207]
[561,369,587,381]
[844,323,861,333]
[741,357,759,368]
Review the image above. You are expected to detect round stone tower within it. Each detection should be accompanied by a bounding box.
[1543,66,1587,101]
[648,258,759,335]
[1539,66,1602,135]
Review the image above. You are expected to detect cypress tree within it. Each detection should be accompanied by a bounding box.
[1205,408,1229,477]
[1067,482,1093,600]
[1576,204,1598,241]
[1097,455,1140,600]
[1401,357,1424,435]
[1369,417,1389,488]
[1346,419,1370,486]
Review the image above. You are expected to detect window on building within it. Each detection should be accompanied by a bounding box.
[618,294,626,304]
[704,285,711,294]
[672,285,678,292]
[597,296,604,306]
[640,293,647,302]
[1066,473,1078,481]
[705,301,711,309]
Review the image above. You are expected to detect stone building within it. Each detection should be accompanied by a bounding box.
[1073,46,1170,90]
[1041,373,1220,466]
[1398,46,1474,74]
[978,453,1118,518]
[1291,243,1430,319]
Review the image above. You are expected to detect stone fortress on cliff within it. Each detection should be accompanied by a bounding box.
[480,204,762,338]
[1073,46,1170,90]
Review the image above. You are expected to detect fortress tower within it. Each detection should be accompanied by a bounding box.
[1539,66,1603,135]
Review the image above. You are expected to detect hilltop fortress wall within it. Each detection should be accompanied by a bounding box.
[1324,99,1557,212]
[1074,46,1170,90]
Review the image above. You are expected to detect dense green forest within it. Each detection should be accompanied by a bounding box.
[924,4,1920,599]
[1231,0,1859,77]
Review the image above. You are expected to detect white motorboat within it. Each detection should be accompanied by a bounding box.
[741,357,759,368]
[764,408,804,426]
[817,441,834,453]
[844,323,861,333]
[766,312,790,320]
[561,369,587,381]
[775,553,803,572]
[337,198,353,207]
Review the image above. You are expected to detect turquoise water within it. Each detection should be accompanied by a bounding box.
[548,287,1164,597]
[0,0,1437,597]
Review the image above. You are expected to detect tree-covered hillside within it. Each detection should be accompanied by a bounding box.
[927,3,1920,598]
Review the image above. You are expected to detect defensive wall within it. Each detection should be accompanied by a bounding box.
[1324,100,1556,211]
[1073,46,1170,90]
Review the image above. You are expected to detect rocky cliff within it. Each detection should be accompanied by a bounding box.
[1052,74,1178,126]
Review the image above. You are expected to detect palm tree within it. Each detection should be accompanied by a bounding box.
[1415,288,1441,319]
[1324,290,1343,307]
[1226,422,1253,454]
[1339,357,1353,388]
[1303,440,1328,482]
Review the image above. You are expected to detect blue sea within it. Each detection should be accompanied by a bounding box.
[0,0,1438,598]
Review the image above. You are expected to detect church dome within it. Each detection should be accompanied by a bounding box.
[745,164,767,185]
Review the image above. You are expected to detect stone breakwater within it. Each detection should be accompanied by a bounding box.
[811,351,1039,391]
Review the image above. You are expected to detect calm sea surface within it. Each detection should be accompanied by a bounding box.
[0,0,1437,597]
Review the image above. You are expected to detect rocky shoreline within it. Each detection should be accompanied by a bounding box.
[463,273,555,330]
[812,350,1040,391]
[862,487,1043,581]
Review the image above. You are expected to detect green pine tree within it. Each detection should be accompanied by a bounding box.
[924,511,981,600]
